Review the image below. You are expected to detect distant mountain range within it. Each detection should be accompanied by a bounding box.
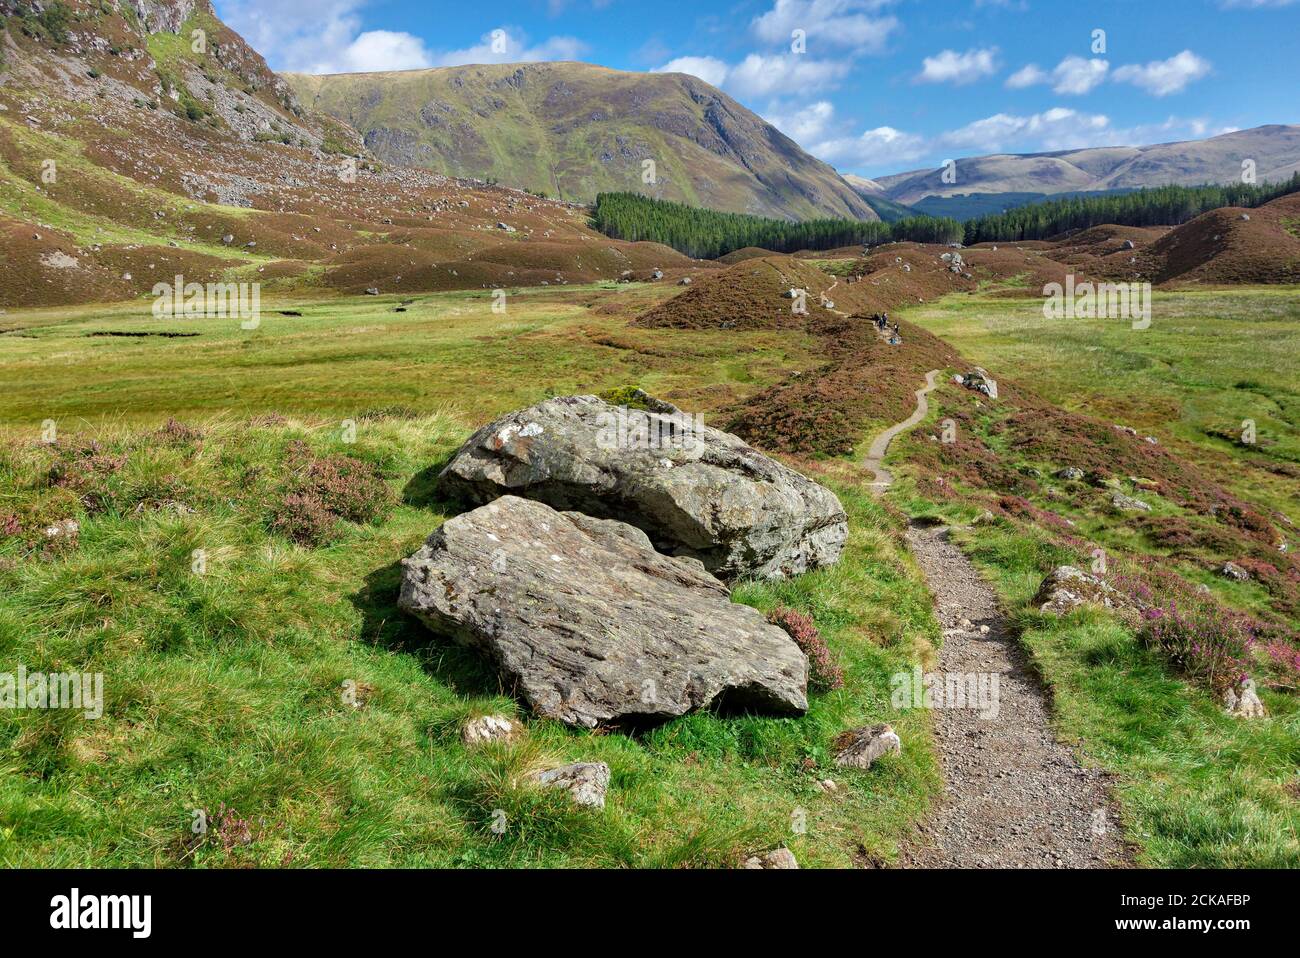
[861,125,1300,206]
[285,63,879,222]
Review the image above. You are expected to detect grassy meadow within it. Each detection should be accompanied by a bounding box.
[904,286,1300,524]
[0,285,943,867]
[2,281,1297,867]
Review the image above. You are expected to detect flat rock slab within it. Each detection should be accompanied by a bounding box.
[398,496,809,728]
[437,394,847,582]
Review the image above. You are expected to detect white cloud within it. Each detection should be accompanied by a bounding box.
[726,53,853,97]
[764,100,840,144]
[329,30,433,72]
[1049,55,1109,94]
[654,52,850,97]
[1113,50,1211,96]
[653,56,730,87]
[1002,56,1108,94]
[915,48,1000,85]
[751,0,900,53]
[810,125,930,168]
[1005,64,1048,88]
[938,107,1112,151]
[433,29,587,67]
[1219,0,1297,7]
[216,2,584,74]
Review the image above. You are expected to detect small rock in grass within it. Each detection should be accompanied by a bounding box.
[529,761,609,809]
[834,724,901,770]
[743,847,798,869]
[1220,561,1250,581]
[1223,680,1267,719]
[1111,492,1151,512]
[461,714,520,746]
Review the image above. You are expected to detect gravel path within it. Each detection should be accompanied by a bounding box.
[859,370,1130,867]
[896,525,1130,867]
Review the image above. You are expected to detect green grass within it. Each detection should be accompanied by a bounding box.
[0,287,819,426]
[0,297,942,867]
[904,287,1300,524]
[879,290,1300,866]
[952,521,1299,867]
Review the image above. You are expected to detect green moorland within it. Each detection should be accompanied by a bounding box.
[0,284,943,867]
[906,287,1300,524]
[891,287,1300,867]
[1,281,1296,866]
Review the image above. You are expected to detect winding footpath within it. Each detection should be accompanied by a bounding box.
[864,367,1129,868]
[863,370,941,490]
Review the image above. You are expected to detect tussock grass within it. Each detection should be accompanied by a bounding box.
[0,409,941,868]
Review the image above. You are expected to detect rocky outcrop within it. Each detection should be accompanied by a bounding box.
[398,496,809,728]
[437,394,847,582]
[1032,565,1144,624]
[954,368,998,400]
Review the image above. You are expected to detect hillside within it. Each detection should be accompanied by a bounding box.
[284,62,879,222]
[0,1,703,308]
[877,125,1300,204]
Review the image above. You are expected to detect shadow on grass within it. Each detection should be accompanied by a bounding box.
[401,456,456,511]
[350,558,499,699]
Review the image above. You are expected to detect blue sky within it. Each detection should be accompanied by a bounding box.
[214,0,1300,177]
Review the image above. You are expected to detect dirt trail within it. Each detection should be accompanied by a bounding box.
[863,369,941,490]
[862,372,1129,867]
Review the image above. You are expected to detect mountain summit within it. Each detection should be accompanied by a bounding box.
[285,61,879,222]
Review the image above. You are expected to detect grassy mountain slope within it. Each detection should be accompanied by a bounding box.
[878,125,1300,204]
[0,1,707,309]
[286,62,880,222]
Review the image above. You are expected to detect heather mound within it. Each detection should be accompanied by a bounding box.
[634,256,866,331]
[727,313,962,457]
[1146,194,1300,285]
[0,217,238,308]
[717,247,778,264]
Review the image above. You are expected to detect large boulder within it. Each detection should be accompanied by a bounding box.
[437,394,847,581]
[398,496,809,728]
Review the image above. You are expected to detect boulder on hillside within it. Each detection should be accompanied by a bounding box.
[437,394,847,581]
[1111,492,1152,512]
[398,496,810,728]
[954,368,998,400]
[1032,565,1144,624]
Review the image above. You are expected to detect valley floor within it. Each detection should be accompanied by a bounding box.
[0,283,1296,867]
